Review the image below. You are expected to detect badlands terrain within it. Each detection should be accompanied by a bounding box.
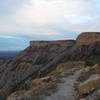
[0,32,100,100]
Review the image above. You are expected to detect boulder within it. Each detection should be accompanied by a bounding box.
[77,74,100,94]
[51,61,85,76]
[91,64,100,73]
[84,64,100,73]
[32,76,56,86]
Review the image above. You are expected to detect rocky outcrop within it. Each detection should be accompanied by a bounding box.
[32,76,56,86]
[84,64,100,73]
[90,64,100,73]
[0,33,100,100]
[0,40,77,100]
[77,74,100,94]
[76,64,100,100]
[76,32,100,46]
[7,76,56,100]
[6,62,83,100]
[30,40,75,47]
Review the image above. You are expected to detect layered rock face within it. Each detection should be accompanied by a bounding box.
[30,40,75,47]
[0,32,100,100]
[0,40,77,100]
[76,32,100,46]
[76,64,100,100]
[77,74,100,94]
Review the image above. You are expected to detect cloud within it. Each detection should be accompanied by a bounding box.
[0,0,100,36]
[12,0,95,26]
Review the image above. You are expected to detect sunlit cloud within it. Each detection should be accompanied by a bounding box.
[0,0,100,36]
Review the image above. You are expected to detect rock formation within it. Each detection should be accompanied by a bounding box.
[77,74,100,94]
[0,40,77,100]
[0,32,100,100]
[76,64,100,100]
[30,40,76,47]
[76,32,100,46]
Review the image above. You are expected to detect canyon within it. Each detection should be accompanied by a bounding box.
[0,32,100,100]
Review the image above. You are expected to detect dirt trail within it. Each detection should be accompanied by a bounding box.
[39,69,82,100]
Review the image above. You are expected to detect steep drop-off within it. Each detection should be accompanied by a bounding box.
[0,32,100,100]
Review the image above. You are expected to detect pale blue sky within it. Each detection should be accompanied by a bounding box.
[0,0,100,50]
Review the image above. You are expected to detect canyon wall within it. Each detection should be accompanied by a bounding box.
[0,32,100,100]
[30,40,75,47]
[76,32,100,46]
[30,32,100,47]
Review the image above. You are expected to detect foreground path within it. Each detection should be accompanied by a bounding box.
[40,69,82,100]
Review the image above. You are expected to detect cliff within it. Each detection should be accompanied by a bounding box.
[76,32,100,46]
[0,32,100,100]
[30,40,75,47]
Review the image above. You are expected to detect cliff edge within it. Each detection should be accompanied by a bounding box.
[76,32,100,46]
[0,32,100,100]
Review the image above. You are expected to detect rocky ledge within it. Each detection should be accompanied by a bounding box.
[0,32,100,100]
[76,64,100,100]
[30,40,75,47]
[76,32,100,46]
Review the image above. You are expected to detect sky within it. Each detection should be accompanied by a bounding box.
[0,0,100,51]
